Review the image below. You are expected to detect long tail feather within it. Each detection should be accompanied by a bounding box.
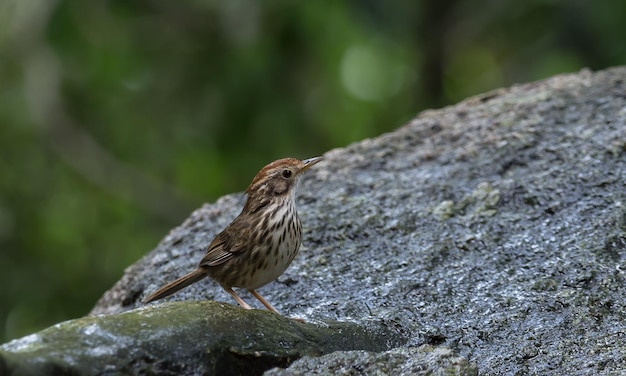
[142,268,207,303]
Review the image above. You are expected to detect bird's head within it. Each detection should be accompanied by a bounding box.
[246,157,322,199]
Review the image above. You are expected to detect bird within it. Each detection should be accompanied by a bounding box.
[142,157,322,315]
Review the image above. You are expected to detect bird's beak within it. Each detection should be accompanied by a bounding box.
[300,156,323,173]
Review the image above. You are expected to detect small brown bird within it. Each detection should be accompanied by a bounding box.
[143,157,322,314]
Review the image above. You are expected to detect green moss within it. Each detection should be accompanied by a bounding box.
[1,301,406,376]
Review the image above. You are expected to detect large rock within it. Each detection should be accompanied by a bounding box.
[3,66,626,375]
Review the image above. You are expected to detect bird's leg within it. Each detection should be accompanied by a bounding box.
[248,289,280,314]
[222,286,252,310]
[249,289,306,322]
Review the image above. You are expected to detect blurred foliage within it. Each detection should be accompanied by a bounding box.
[0,0,624,342]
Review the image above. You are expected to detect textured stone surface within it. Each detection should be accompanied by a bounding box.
[2,66,626,375]
[265,345,477,375]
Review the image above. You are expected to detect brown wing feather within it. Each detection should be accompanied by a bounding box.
[199,215,255,267]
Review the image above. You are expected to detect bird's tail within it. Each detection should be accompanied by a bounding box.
[142,268,207,303]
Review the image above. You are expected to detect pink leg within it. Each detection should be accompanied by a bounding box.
[223,286,252,310]
[249,289,280,314]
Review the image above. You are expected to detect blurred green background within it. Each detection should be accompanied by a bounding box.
[0,0,624,342]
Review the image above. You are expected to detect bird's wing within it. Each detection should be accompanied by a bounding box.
[199,217,252,267]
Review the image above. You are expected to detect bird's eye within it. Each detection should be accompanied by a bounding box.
[281,169,293,179]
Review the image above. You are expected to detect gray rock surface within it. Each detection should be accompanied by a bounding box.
[2,66,626,375]
[265,345,477,375]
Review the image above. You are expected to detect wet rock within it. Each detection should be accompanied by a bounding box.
[265,345,477,375]
[0,301,405,376]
